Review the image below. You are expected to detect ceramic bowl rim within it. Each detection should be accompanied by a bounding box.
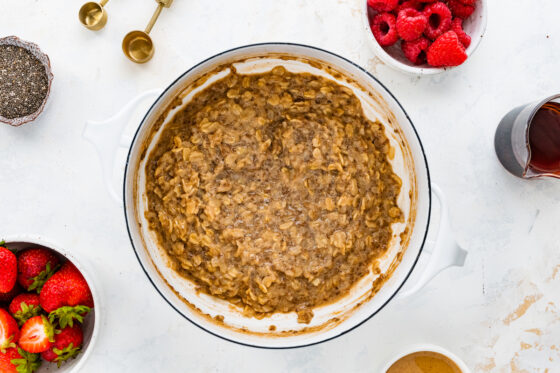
[381,344,472,372]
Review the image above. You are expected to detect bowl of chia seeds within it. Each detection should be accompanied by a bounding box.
[0,36,53,127]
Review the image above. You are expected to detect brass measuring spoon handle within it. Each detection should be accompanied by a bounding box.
[145,2,164,35]
[99,0,109,6]
[145,0,172,35]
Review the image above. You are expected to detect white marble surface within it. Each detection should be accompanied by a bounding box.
[1,0,560,372]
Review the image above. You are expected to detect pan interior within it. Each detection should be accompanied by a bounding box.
[127,47,424,346]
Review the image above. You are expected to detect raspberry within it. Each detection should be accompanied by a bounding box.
[370,13,399,47]
[396,9,428,41]
[423,2,452,40]
[447,0,475,19]
[451,17,471,48]
[427,31,467,67]
[397,0,425,12]
[367,0,399,12]
[457,0,476,5]
[402,37,431,64]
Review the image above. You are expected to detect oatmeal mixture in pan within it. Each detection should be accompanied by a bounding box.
[145,66,403,323]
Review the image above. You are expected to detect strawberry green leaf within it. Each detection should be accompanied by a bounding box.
[41,315,55,343]
[1,336,17,353]
[0,240,16,254]
[48,305,91,328]
[13,302,42,326]
[12,348,41,373]
[28,263,59,293]
[53,343,81,367]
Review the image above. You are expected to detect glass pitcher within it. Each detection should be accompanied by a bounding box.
[495,94,560,179]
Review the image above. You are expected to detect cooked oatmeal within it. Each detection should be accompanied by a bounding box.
[145,66,403,323]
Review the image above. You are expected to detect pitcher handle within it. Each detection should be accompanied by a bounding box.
[397,184,467,299]
[83,89,162,205]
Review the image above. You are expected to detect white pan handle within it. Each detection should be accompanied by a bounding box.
[397,184,467,299]
[83,89,162,205]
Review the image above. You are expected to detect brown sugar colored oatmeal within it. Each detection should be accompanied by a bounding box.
[145,66,403,323]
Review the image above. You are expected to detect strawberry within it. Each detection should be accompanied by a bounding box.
[0,247,17,293]
[19,316,54,353]
[8,294,41,326]
[0,347,41,373]
[41,325,83,367]
[0,284,22,305]
[40,261,93,313]
[0,308,20,351]
[17,248,60,293]
[427,30,467,67]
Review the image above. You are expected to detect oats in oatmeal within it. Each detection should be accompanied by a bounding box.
[145,66,403,323]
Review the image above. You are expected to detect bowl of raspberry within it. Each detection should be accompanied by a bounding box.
[0,236,100,373]
[364,0,487,74]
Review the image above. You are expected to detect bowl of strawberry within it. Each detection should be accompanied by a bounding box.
[364,0,487,74]
[0,238,99,372]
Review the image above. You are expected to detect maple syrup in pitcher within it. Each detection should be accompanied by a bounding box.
[527,102,560,174]
[495,95,560,179]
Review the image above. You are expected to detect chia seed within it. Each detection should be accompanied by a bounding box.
[0,44,49,119]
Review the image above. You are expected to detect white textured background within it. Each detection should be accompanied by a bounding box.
[1,0,560,371]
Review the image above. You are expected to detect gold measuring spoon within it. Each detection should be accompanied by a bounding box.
[122,0,173,64]
[79,0,110,31]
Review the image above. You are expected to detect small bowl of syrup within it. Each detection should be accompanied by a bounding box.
[382,345,470,373]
